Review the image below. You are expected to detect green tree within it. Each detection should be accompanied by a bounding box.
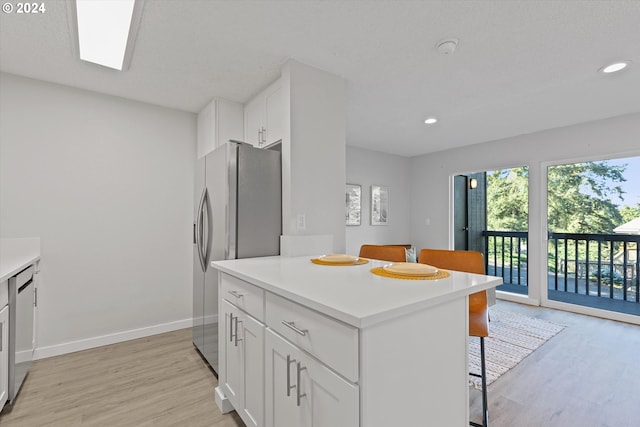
[487,167,529,231]
[487,162,627,233]
[620,203,640,223]
[547,161,625,233]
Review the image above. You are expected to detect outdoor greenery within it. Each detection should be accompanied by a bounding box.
[621,203,640,223]
[547,162,626,233]
[486,161,632,234]
[486,167,529,231]
[485,160,638,281]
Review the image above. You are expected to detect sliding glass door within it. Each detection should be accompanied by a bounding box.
[545,156,640,317]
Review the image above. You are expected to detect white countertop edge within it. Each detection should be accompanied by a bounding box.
[212,260,502,329]
[0,254,40,283]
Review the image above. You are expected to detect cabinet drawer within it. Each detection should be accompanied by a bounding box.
[266,293,358,382]
[221,273,265,321]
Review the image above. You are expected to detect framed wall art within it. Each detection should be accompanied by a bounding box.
[371,185,389,225]
[345,184,362,226]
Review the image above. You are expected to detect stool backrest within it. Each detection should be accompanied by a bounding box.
[418,249,488,337]
[418,249,485,274]
[359,244,407,262]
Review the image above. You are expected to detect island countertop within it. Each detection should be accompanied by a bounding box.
[212,255,502,328]
[0,238,41,283]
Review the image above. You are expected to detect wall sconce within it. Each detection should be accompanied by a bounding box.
[469,178,478,189]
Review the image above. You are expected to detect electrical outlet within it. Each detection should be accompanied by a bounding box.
[297,214,306,230]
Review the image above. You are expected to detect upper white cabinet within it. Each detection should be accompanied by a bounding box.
[244,79,284,148]
[197,98,244,158]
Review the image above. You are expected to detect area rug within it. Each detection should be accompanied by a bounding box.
[468,309,565,390]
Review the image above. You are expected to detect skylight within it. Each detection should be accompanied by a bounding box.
[76,0,136,70]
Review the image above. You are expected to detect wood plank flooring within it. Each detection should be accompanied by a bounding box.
[1,301,639,426]
[470,301,640,426]
[0,329,243,427]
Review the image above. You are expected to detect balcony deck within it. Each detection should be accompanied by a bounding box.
[484,230,640,316]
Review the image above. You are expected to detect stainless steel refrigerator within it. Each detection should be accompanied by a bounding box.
[193,141,281,374]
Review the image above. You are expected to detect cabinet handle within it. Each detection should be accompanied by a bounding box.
[228,290,244,299]
[281,320,308,336]
[296,362,307,407]
[258,129,263,146]
[234,316,243,347]
[229,313,234,343]
[0,323,3,351]
[261,126,267,144]
[286,355,297,396]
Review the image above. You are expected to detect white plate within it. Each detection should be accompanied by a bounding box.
[383,262,438,276]
[318,254,359,263]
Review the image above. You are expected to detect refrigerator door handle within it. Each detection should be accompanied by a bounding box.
[202,188,212,269]
[196,188,207,272]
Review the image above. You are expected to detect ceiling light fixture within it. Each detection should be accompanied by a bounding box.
[69,0,145,71]
[424,117,438,125]
[600,61,630,74]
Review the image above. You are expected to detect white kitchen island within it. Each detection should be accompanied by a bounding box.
[212,255,502,427]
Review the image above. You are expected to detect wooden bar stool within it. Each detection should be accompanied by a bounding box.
[418,249,489,427]
[358,244,408,262]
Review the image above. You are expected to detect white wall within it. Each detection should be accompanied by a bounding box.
[281,60,347,253]
[409,113,640,303]
[0,73,196,357]
[345,147,413,256]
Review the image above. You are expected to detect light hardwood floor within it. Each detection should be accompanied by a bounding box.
[470,301,640,426]
[0,329,243,427]
[1,301,639,426]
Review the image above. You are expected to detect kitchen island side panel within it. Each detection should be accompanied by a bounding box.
[359,296,469,427]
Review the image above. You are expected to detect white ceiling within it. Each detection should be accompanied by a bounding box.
[1,0,639,157]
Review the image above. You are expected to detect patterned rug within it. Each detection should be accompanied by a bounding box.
[468,308,565,390]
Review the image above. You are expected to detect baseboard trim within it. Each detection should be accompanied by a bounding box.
[215,386,235,414]
[34,318,194,360]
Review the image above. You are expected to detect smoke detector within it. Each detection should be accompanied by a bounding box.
[436,38,459,55]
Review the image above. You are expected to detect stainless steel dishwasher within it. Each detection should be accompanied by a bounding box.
[8,264,35,403]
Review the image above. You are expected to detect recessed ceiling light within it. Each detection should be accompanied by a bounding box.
[424,117,438,125]
[600,61,630,74]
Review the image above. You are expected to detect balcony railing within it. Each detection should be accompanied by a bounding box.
[483,230,640,314]
[483,231,528,294]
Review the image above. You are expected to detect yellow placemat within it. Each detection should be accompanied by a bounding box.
[370,267,450,280]
[311,258,369,266]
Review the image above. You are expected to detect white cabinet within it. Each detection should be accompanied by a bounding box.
[265,329,359,427]
[219,277,265,427]
[217,273,359,427]
[197,98,244,158]
[244,79,284,148]
[0,284,8,410]
[265,292,358,382]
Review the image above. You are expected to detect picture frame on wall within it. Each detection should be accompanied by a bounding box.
[345,184,362,226]
[371,185,389,225]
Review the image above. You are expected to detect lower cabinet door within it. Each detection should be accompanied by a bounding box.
[0,304,8,409]
[265,329,359,427]
[222,301,243,410]
[222,300,264,427]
